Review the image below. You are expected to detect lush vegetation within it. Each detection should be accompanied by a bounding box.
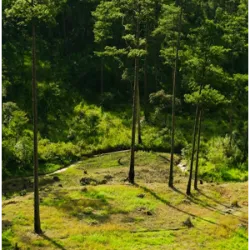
[2,0,248,247]
[3,0,248,183]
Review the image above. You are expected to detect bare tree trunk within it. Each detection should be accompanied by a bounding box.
[169,1,183,188]
[62,10,67,55]
[144,24,149,122]
[101,57,104,96]
[129,15,139,184]
[129,56,138,184]
[242,121,250,162]
[0,7,3,224]
[186,105,199,195]
[32,15,42,234]
[194,108,202,190]
[144,53,149,121]
[137,81,142,144]
[229,107,232,148]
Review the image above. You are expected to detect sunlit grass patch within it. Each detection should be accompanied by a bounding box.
[2,228,14,250]
[72,230,175,250]
[207,227,248,250]
[85,185,160,213]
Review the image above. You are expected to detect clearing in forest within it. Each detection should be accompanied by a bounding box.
[2,151,248,250]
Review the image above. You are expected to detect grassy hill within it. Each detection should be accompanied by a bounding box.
[2,151,248,250]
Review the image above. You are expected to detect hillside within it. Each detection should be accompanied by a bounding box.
[2,151,248,250]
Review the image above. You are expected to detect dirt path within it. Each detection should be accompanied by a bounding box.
[3,149,131,184]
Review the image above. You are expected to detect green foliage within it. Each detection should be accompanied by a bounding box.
[92,1,122,44]
[187,136,249,182]
[2,0,248,181]
[39,139,81,166]
[184,85,228,107]
[2,228,14,250]
[5,0,64,25]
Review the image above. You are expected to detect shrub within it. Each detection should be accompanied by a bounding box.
[39,140,81,166]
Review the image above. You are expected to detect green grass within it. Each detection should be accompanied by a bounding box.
[206,228,248,250]
[2,228,14,250]
[2,151,248,249]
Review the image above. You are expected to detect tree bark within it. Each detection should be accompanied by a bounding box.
[129,15,139,184]
[32,14,42,234]
[242,121,250,162]
[229,107,233,148]
[129,56,138,184]
[137,81,142,144]
[169,1,183,188]
[144,24,149,122]
[186,105,199,195]
[0,7,3,224]
[100,57,104,96]
[194,108,202,190]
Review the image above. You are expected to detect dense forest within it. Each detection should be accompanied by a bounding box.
[3,0,248,184]
[2,0,248,249]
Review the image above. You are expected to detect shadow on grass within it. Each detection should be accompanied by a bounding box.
[2,220,12,230]
[41,234,66,250]
[197,189,230,208]
[170,186,186,196]
[135,183,248,241]
[135,183,216,225]
[170,186,219,212]
[194,189,248,223]
[171,186,247,223]
[43,189,128,224]
[3,177,57,200]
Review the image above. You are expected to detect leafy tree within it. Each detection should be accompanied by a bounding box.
[154,1,184,187]
[92,0,123,96]
[149,90,180,128]
[185,85,228,192]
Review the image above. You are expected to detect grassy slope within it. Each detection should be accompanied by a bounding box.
[2,151,248,250]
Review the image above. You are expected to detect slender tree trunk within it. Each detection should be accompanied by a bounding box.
[129,56,138,184]
[144,24,149,122]
[186,106,199,195]
[229,105,233,148]
[194,108,202,190]
[154,56,158,91]
[0,99,3,225]
[62,11,67,55]
[242,121,250,162]
[101,57,104,96]
[129,15,139,184]
[137,81,142,144]
[32,15,42,234]
[0,7,3,224]
[144,52,149,122]
[169,2,183,188]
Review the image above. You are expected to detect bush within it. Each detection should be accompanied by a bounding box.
[183,135,248,183]
[39,140,81,166]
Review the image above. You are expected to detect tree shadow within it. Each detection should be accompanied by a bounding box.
[136,183,248,240]
[170,185,247,223]
[43,189,129,224]
[194,189,248,223]
[134,183,216,225]
[170,186,186,196]
[197,189,230,208]
[2,176,58,199]
[41,234,66,250]
[2,219,12,230]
